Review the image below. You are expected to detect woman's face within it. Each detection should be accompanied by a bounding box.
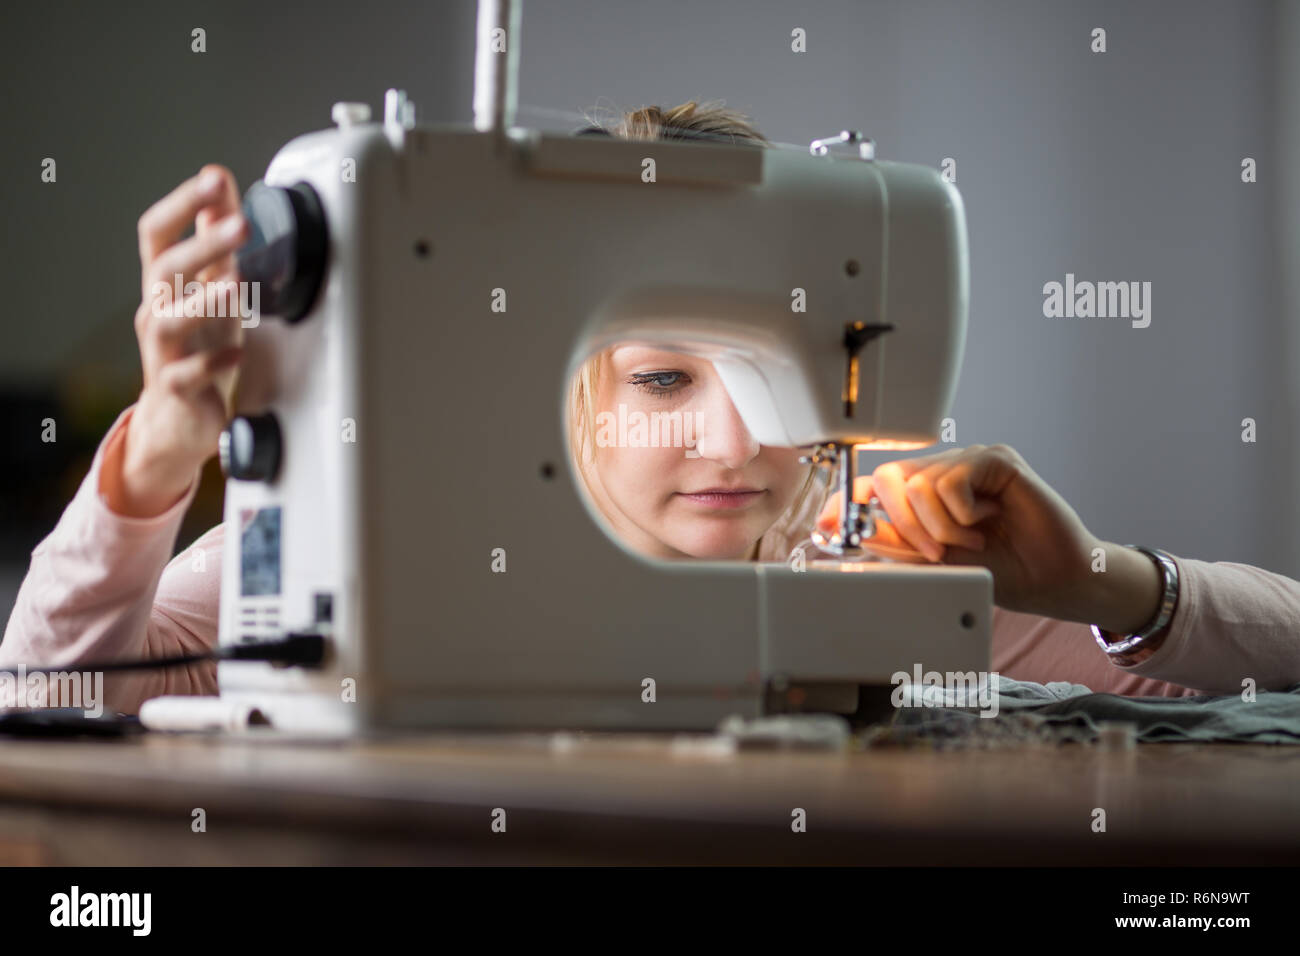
[576,345,805,560]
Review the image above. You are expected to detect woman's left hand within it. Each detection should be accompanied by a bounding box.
[816,444,1108,621]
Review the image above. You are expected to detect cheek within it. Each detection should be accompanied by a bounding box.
[767,449,807,494]
[598,444,684,503]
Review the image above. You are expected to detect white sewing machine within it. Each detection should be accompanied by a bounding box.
[186,0,991,735]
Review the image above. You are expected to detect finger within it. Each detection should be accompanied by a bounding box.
[148,271,245,353]
[158,345,245,401]
[144,212,247,305]
[137,166,237,285]
[904,463,987,551]
[138,167,229,267]
[816,474,874,531]
[859,517,913,552]
[964,444,1025,500]
[812,473,921,555]
[871,461,944,561]
[816,495,839,532]
[933,460,1002,527]
[195,170,243,283]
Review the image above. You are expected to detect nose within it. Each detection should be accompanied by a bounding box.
[689,380,760,470]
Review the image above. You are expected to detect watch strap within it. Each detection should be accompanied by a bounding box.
[1091,546,1179,658]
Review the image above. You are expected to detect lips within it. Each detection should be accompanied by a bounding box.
[677,488,766,510]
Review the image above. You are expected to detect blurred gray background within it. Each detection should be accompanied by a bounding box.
[1,0,1297,625]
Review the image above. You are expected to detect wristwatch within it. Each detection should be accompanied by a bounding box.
[1090,545,1179,662]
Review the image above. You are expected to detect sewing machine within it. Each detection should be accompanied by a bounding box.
[192,0,991,735]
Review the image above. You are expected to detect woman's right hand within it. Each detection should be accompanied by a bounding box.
[102,165,249,518]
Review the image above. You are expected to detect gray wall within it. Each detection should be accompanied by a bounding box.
[1,0,1296,615]
[0,0,476,387]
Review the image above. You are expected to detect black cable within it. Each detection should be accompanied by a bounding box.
[0,632,328,675]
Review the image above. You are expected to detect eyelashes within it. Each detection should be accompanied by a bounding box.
[627,371,690,396]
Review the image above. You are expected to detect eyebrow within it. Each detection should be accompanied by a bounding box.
[611,348,686,369]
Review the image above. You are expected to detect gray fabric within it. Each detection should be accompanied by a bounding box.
[859,675,1300,747]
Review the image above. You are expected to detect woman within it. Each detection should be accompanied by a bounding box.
[4,102,1299,716]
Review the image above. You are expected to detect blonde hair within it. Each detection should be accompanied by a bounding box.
[566,100,833,563]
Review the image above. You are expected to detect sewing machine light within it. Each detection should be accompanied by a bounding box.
[858,439,934,451]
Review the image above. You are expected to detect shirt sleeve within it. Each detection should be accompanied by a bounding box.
[0,403,223,715]
[1106,554,1300,694]
[992,552,1300,696]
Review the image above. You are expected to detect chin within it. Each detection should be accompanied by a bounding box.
[674,527,762,560]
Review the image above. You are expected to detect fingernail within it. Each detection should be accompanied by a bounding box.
[199,169,223,195]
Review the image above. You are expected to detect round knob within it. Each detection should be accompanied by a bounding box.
[219,413,283,483]
[235,181,328,323]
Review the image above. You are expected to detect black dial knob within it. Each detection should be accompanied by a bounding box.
[235,181,328,323]
[219,413,283,483]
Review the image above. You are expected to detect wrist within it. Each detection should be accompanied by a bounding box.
[1085,541,1164,636]
[103,408,199,519]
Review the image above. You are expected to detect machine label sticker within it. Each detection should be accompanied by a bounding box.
[239,506,282,597]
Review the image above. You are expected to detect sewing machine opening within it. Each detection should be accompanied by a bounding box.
[566,341,833,564]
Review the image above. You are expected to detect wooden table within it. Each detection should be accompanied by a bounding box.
[0,732,1295,865]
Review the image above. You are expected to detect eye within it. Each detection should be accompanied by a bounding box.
[628,371,690,395]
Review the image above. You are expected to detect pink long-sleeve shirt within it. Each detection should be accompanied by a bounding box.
[4,403,1300,715]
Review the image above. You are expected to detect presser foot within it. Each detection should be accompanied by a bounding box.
[798,441,890,561]
[809,496,891,561]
